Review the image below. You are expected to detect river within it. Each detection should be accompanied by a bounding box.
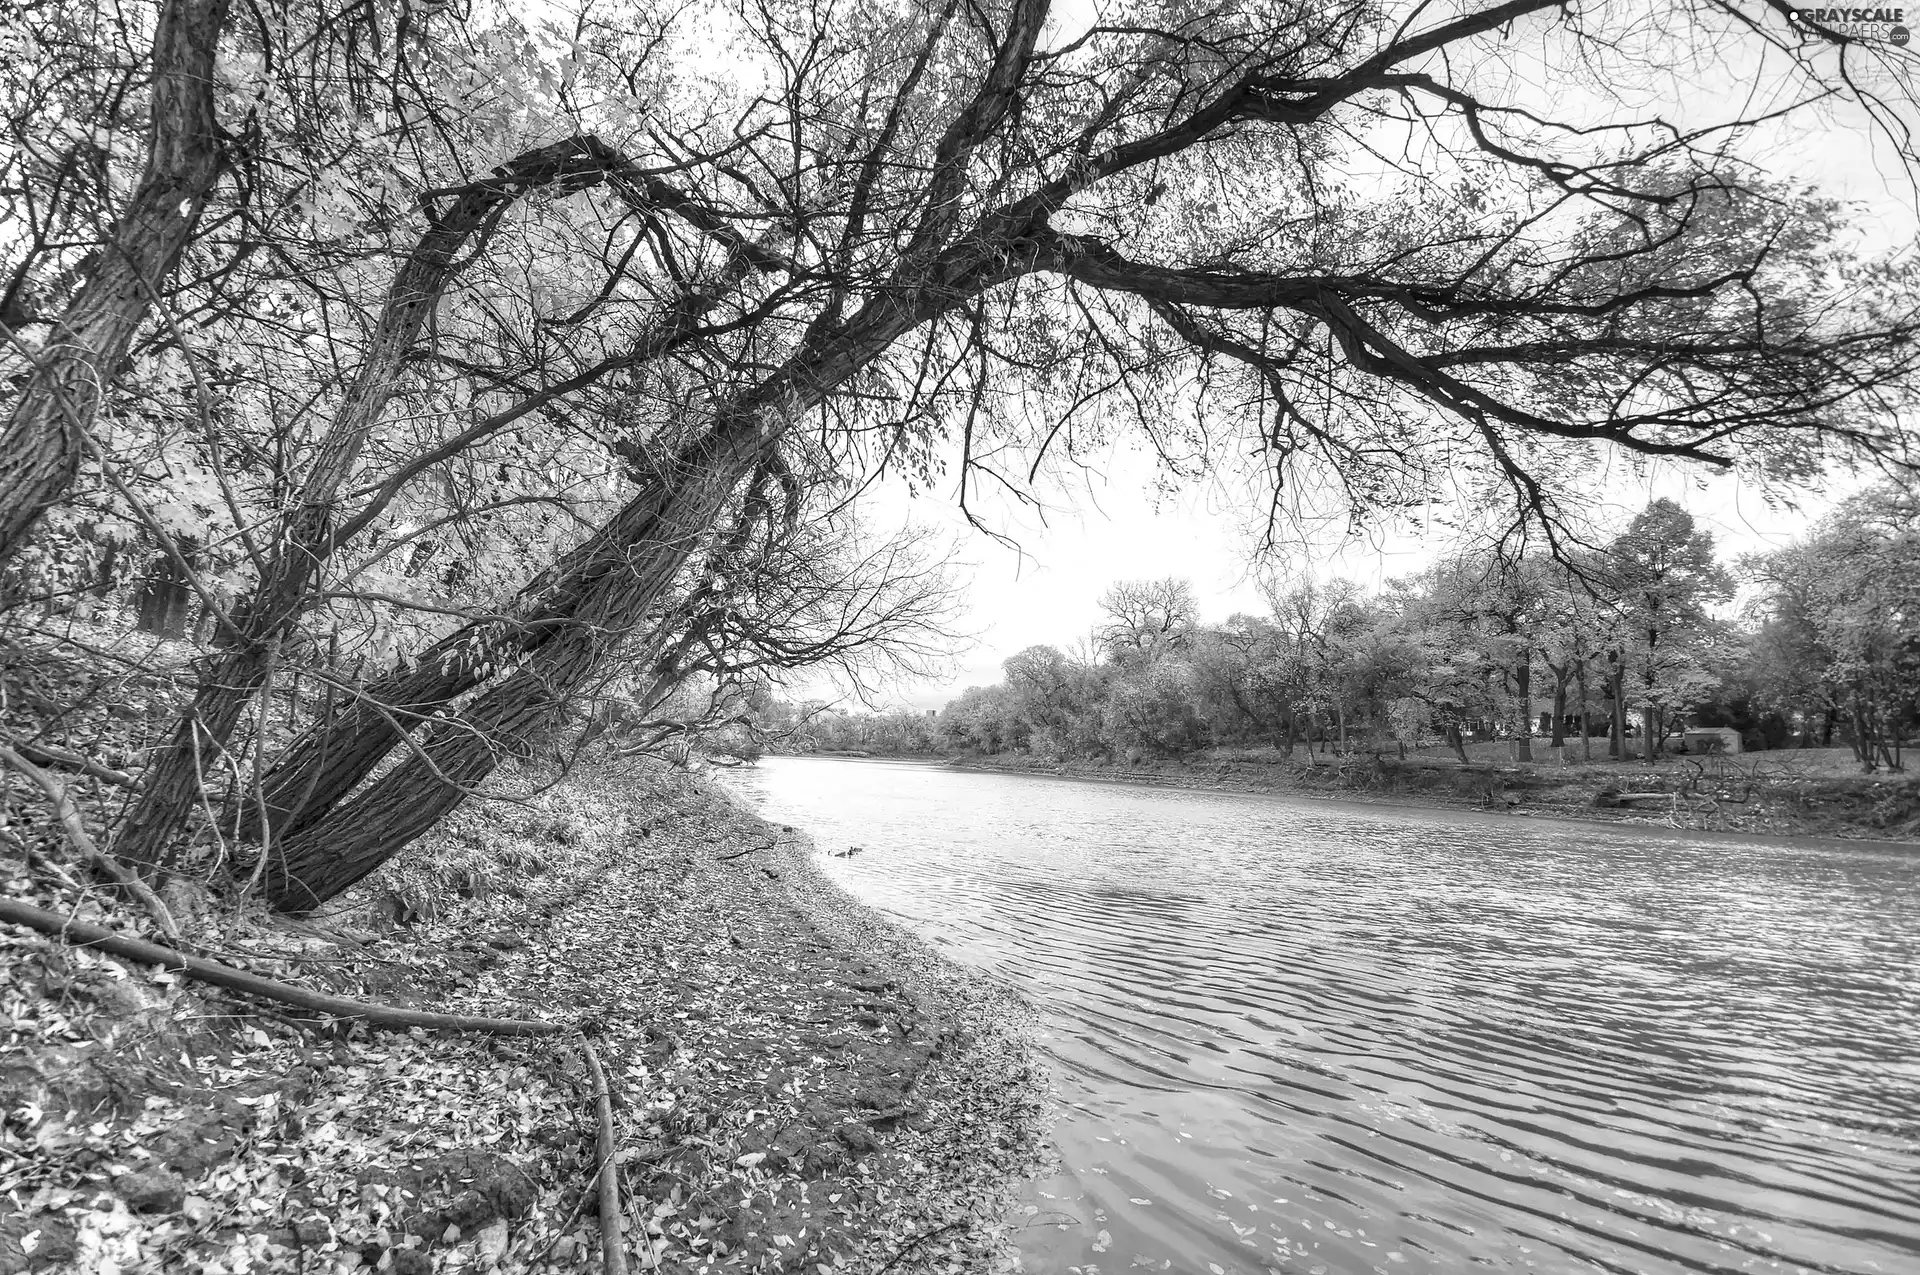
[718,756,1920,1275]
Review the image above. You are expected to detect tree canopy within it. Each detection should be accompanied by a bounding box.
[911,491,1915,771]
[3,0,1919,904]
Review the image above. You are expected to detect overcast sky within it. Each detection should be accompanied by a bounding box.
[820,3,1920,713]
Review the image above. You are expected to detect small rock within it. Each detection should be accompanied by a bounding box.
[477,1219,508,1261]
[482,930,525,952]
[834,1123,878,1155]
[390,1249,431,1275]
[116,1168,187,1214]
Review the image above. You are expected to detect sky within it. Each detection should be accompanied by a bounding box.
[811,2,1920,713]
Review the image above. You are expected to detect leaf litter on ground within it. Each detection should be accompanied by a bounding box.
[2,751,1053,1275]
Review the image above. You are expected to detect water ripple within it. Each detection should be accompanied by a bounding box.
[722,757,1920,1274]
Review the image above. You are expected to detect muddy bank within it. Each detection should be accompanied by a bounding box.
[1,757,1048,1274]
[943,750,1920,845]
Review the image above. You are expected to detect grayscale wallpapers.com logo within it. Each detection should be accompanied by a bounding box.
[1786,7,1912,45]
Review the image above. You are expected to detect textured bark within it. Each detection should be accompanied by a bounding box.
[1609,662,1627,760]
[0,0,232,565]
[245,653,472,840]
[1513,655,1533,762]
[117,139,621,869]
[135,539,197,636]
[1576,658,1593,763]
[242,412,761,841]
[1547,662,1569,749]
[261,414,769,910]
[114,646,263,865]
[246,279,960,877]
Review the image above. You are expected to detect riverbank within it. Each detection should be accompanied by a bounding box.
[1,757,1049,1274]
[943,748,1920,844]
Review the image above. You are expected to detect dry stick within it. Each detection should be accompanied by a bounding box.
[714,836,777,862]
[875,1220,964,1274]
[581,1039,629,1275]
[521,1171,597,1271]
[0,897,564,1035]
[0,733,143,790]
[0,744,181,941]
[186,720,233,879]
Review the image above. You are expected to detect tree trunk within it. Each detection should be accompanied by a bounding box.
[240,414,772,845]
[1643,704,1660,765]
[1549,663,1569,749]
[1609,661,1626,760]
[1849,693,1876,769]
[0,0,232,566]
[1513,654,1533,762]
[94,541,121,599]
[115,140,659,869]
[236,202,957,891]
[264,645,579,911]
[259,417,770,910]
[1446,722,1469,764]
[1576,658,1592,763]
[134,539,198,637]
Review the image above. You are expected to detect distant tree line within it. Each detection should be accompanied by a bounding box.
[769,489,1919,773]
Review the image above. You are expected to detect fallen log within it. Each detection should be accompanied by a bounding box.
[0,897,563,1036]
[582,1038,629,1275]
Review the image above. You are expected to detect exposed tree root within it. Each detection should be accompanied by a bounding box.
[0,742,181,939]
[0,897,563,1036]
[581,1037,629,1275]
[1,732,144,789]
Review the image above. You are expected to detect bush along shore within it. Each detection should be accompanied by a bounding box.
[1,757,1050,1275]
[941,749,1920,844]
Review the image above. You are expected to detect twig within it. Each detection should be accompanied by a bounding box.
[522,1172,597,1270]
[875,1220,964,1274]
[581,1038,629,1275]
[0,897,564,1035]
[0,743,181,941]
[715,837,776,862]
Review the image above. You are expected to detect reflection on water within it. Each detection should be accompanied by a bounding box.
[720,757,1920,1274]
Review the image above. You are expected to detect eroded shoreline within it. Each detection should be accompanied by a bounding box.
[1,757,1050,1274]
[930,751,1920,847]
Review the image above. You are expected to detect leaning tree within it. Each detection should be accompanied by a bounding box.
[6,0,1919,907]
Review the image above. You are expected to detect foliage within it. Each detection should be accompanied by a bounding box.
[1746,484,1920,770]
[832,492,1918,773]
[7,0,1920,886]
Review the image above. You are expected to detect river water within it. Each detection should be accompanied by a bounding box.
[719,756,1920,1275]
